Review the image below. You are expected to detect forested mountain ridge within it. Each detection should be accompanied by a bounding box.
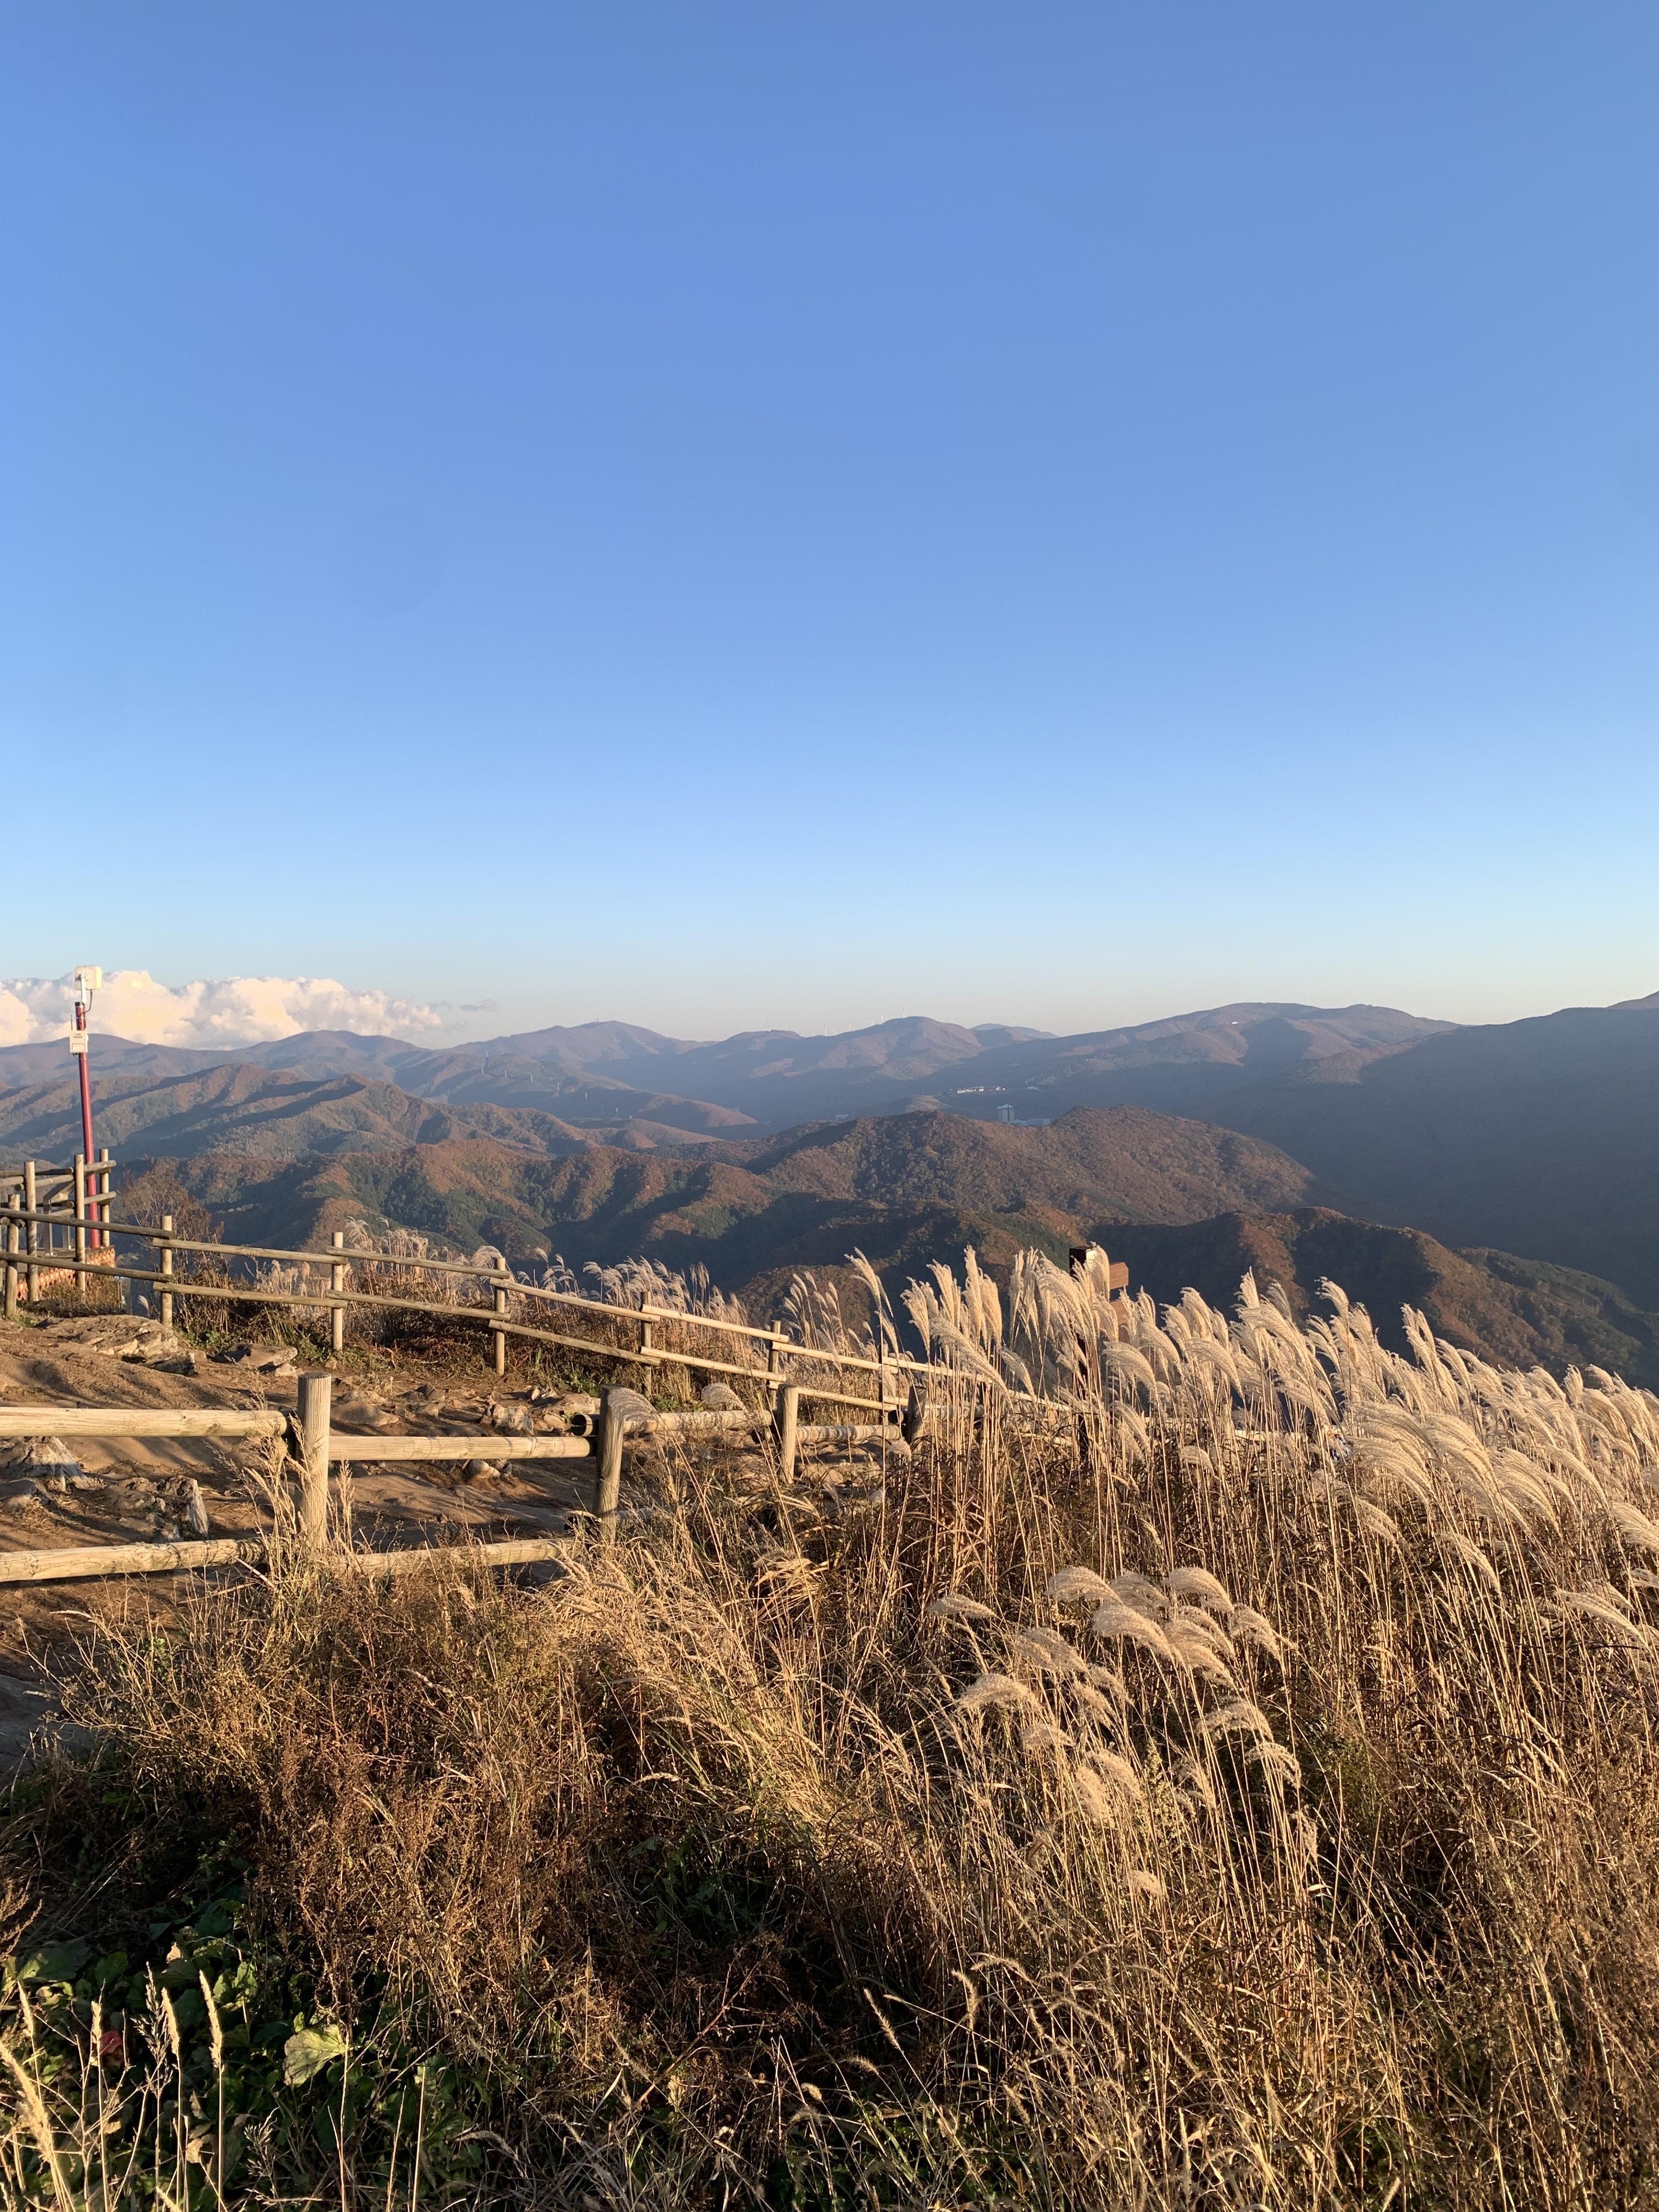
[8,990,1657,1366]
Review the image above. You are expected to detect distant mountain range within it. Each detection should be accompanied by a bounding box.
[2,991,1656,1379]
[0,1000,1451,1133]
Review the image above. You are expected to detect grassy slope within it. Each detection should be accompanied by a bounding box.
[729,1104,1336,1213]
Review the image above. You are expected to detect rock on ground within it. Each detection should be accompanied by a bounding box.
[32,1316,179,1362]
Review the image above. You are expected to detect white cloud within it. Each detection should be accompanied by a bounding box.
[0,972,450,1050]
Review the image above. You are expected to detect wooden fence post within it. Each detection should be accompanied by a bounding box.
[297,1370,333,1548]
[73,1155,88,1299]
[3,1197,18,1323]
[96,1148,111,1248]
[158,1214,174,1331]
[594,1394,625,1543]
[22,1162,37,1306]
[774,1383,800,1487]
[493,1260,509,1378]
[330,1231,346,1357]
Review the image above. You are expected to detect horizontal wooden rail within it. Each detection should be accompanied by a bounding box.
[486,1314,802,1387]
[12,1205,927,1367]
[2,1212,384,1263]
[148,1233,506,1272]
[99,1273,707,1378]
[484,1293,915,1378]
[328,1432,592,1463]
[10,1210,795,1346]
[6,1254,895,1408]
[128,1295,777,1392]
[769,1340,904,1379]
[0,1534,574,1585]
[622,1406,760,1437]
[125,1229,522,1276]
[508,1278,785,1347]
[3,1207,164,1241]
[10,1260,324,1304]
[0,1406,286,1441]
[111,1284,894,1404]
[161,1277,513,1325]
[41,1267,443,1331]
[0,1537,268,1583]
[482,1314,662,1367]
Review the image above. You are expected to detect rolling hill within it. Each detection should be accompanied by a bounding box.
[104,1103,1659,1390]
[116,1105,1338,1291]
[0,1064,735,1165]
[725,1106,1338,1222]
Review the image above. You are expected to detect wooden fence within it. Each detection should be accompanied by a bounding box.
[2,1184,927,1415]
[0,1153,115,1305]
[0,1375,894,1585]
[0,1165,1122,1589]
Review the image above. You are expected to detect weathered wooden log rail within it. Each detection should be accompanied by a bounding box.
[0,1372,898,1583]
[2,1193,923,1414]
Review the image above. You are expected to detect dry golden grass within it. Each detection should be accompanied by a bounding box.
[4,1252,1659,2205]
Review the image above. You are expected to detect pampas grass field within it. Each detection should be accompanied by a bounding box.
[3,1244,1659,2207]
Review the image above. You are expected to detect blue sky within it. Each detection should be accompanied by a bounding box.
[3,2,1656,1042]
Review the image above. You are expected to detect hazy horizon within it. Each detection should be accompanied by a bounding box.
[0,966,1649,1055]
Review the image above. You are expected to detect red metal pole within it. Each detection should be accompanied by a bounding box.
[75,1001,99,1249]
